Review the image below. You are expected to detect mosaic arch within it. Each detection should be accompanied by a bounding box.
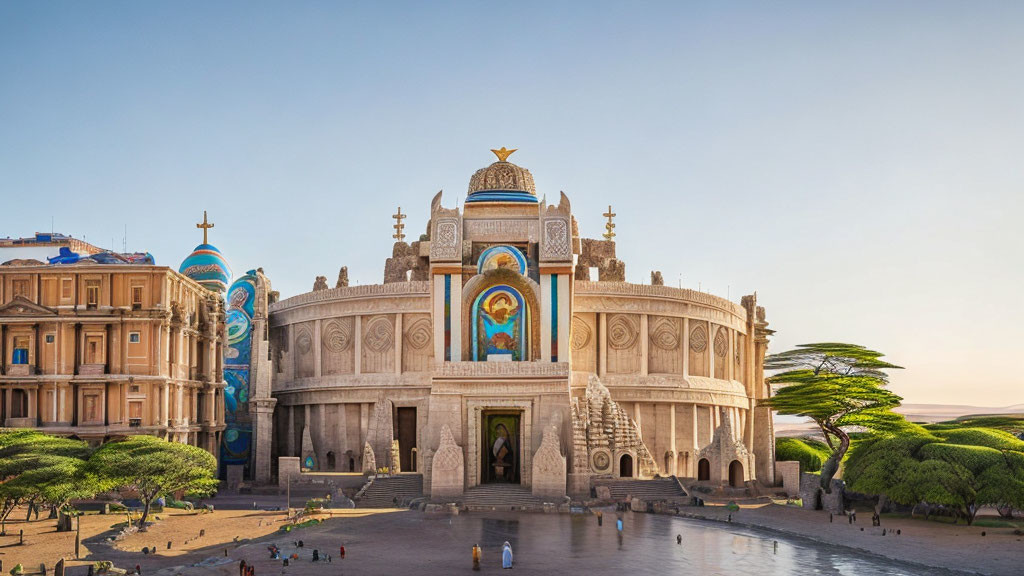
[478,245,528,276]
[221,271,257,477]
[472,284,529,361]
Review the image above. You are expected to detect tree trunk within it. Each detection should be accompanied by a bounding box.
[56,510,73,532]
[874,494,888,515]
[820,424,850,493]
[138,498,153,531]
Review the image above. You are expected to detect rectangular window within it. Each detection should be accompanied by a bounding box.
[86,335,103,364]
[85,280,100,307]
[12,336,29,364]
[129,332,141,344]
[45,334,55,344]
[84,395,100,422]
[61,278,73,299]
[131,285,143,308]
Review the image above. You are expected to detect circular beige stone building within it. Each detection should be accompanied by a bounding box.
[260,150,775,500]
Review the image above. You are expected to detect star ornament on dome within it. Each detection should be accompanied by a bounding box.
[491,147,517,162]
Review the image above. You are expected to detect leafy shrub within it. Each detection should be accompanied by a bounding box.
[936,428,1024,452]
[776,437,831,473]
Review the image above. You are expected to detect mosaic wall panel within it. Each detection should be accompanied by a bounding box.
[221,272,257,476]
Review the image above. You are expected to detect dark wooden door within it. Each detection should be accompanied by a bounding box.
[396,407,417,472]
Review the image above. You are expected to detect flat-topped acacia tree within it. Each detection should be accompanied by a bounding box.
[759,343,907,492]
[89,435,218,528]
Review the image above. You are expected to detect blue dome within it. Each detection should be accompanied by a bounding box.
[179,244,232,293]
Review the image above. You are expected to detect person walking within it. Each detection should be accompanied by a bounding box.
[501,541,513,569]
[472,544,482,571]
[340,544,346,559]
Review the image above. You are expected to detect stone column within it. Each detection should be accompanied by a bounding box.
[287,405,296,457]
[639,314,649,376]
[540,274,552,360]
[354,315,362,374]
[432,275,445,362]
[669,404,677,476]
[556,274,570,362]
[313,319,322,378]
[450,274,462,361]
[394,313,403,374]
[682,318,690,377]
[691,403,699,476]
[708,325,716,379]
[598,313,607,377]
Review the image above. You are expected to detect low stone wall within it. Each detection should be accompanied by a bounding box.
[774,461,800,497]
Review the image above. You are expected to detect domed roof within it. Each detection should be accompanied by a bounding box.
[179,243,232,293]
[466,147,538,204]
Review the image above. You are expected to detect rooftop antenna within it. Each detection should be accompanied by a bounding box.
[727,285,730,300]
[698,281,702,292]
[678,273,682,289]
[123,224,127,253]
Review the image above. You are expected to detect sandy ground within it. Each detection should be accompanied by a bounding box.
[684,503,1024,576]
[1,503,1020,576]
[0,507,287,574]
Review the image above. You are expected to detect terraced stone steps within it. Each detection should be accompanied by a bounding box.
[460,484,551,510]
[592,477,689,502]
[355,474,423,508]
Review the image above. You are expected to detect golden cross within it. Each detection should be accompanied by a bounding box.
[392,206,407,242]
[196,210,215,244]
[491,147,517,162]
[602,205,616,240]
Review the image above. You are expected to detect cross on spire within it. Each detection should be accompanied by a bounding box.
[196,210,215,244]
[392,206,407,242]
[602,205,617,240]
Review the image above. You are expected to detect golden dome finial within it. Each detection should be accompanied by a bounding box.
[490,147,517,162]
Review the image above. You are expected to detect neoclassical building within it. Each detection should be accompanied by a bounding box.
[259,149,775,498]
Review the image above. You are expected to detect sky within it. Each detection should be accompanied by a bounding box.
[1,1,1022,406]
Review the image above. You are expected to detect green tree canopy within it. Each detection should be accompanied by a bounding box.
[844,428,1024,524]
[759,343,911,491]
[0,430,95,530]
[88,435,218,527]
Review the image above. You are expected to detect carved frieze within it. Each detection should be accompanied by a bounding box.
[650,317,681,351]
[570,315,592,350]
[322,318,353,353]
[404,317,432,350]
[714,326,728,358]
[690,324,708,353]
[540,218,571,261]
[607,314,639,350]
[363,316,394,353]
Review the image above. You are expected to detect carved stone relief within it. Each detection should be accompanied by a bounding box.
[607,314,639,350]
[540,218,571,261]
[689,324,708,353]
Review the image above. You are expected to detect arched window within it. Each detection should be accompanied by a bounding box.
[327,451,336,471]
[477,245,528,276]
[697,458,711,481]
[472,285,529,361]
[619,454,634,478]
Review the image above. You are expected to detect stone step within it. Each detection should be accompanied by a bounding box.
[459,484,551,510]
[592,477,689,502]
[355,474,423,508]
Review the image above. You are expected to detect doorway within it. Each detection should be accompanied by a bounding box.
[729,460,744,487]
[481,411,521,484]
[698,458,710,481]
[619,453,634,478]
[394,407,417,472]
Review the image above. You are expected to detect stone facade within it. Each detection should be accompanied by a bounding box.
[261,150,774,499]
[0,263,227,457]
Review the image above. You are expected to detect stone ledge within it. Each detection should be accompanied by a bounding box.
[432,361,569,379]
[573,281,746,318]
[271,281,431,312]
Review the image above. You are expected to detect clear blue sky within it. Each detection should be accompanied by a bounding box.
[2,1,1022,405]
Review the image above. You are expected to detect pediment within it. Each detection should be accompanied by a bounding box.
[0,295,57,317]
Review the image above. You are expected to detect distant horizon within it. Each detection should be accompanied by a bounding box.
[3,2,1022,406]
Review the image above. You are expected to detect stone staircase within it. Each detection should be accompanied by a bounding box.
[355,474,423,508]
[459,484,551,510]
[592,477,689,503]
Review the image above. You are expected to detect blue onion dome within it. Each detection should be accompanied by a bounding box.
[466,147,538,204]
[179,243,232,293]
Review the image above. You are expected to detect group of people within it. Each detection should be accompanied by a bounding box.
[471,541,514,570]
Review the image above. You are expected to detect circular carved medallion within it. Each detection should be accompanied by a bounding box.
[322,319,352,353]
[650,318,680,351]
[571,315,592,350]
[689,324,708,353]
[591,449,612,473]
[364,316,394,353]
[607,314,639,350]
[405,318,432,350]
[714,327,728,357]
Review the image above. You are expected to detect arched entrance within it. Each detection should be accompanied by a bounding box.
[326,451,336,471]
[729,460,744,487]
[619,454,633,478]
[697,458,710,481]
